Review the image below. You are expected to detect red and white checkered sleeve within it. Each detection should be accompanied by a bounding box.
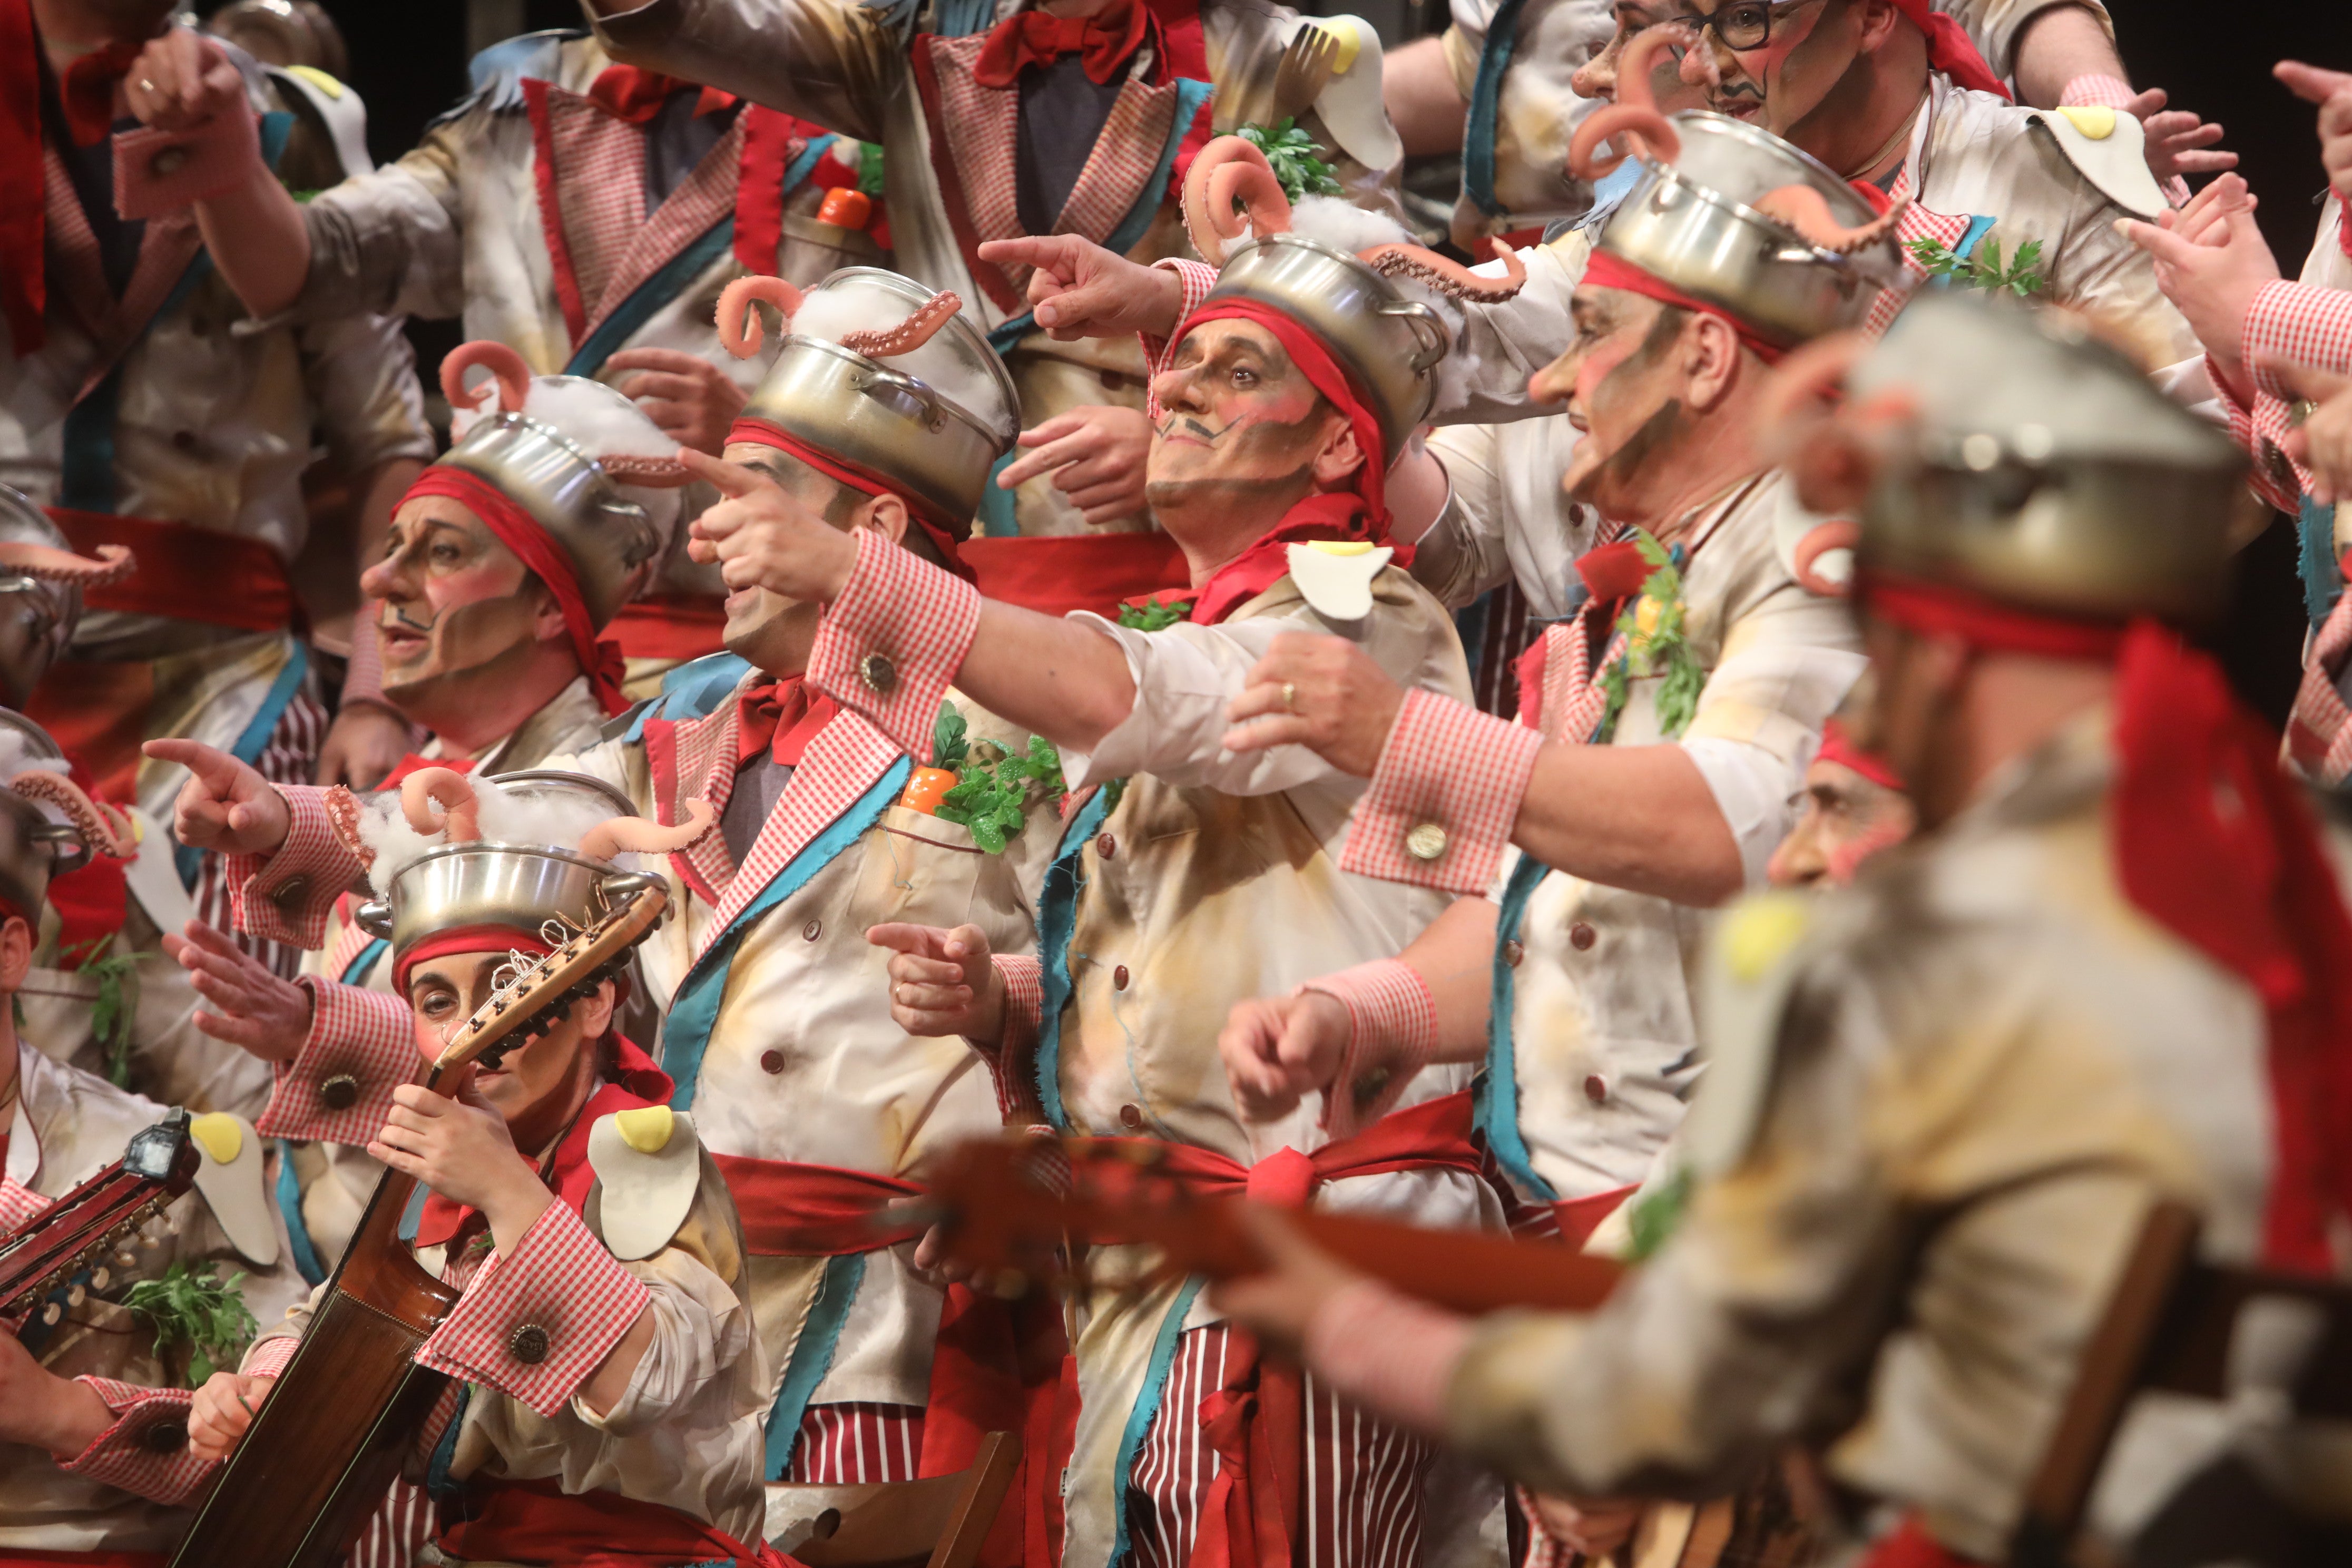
[1340,688,1543,896]
[253,978,420,1145]
[806,528,982,763]
[981,952,1048,1124]
[1300,958,1438,1139]
[241,1334,301,1380]
[2288,590,2352,788]
[2210,358,2309,517]
[415,1201,650,1418]
[227,785,367,948]
[56,1378,214,1506]
[1140,258,1219,420]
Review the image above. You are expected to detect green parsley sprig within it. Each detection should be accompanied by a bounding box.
[1237,119,1341,203]
[123,1261,258,1387]
[1594,531,1706,743]
[1116,596,1192,632]
[62,936,140,1089]
[1905,234,2045,298]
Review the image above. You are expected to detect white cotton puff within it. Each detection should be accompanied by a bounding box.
[788,289,1016,441]
[0,730,71,786]
[354,777,644,897]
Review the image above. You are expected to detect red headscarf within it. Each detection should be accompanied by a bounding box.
[1816,717,1903,791]
[1165,299,1414,625]
[1583,251,1790,365]
[398,466,631,716]
[725,418,977,585]
[1883,0,2011,100]
[1864,570,2352,1276]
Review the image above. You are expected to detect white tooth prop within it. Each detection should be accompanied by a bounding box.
[2027,107,2167,220]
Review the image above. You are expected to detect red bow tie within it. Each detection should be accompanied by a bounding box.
[58,39,146,148]
[587,64,737,124]
[737,678,839,769]
[972,1,1151,89]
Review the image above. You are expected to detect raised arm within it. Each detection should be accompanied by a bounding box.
[582,0,898,144]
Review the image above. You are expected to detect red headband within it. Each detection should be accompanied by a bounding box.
[725,418,977,584]
[1177,298,1391,527]
[1883,0,2011,100]
[399,466,631,716]
[1583,251,1789,366]
[1815,717,1902,791]
[1859,571,2128,661]
[394,925,555,995]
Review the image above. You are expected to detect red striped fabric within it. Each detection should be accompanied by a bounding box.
[782,1403,928,1484]
[1130,1325,1434,1568]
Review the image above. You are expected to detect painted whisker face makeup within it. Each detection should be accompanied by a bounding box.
[366,496,541,694]
[1144,320,1344,514]
[1680,0,1854,134]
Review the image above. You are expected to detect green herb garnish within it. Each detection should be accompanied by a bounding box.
[1116,596,1192,632]
[63,936,140,1089]
[1237,119,1341,203]
[123,1261,258,1387]
[1624,1167,1693,1262]
[1594,530,1706,743]
[936,736,1065,854]
[1905,234,2045,298]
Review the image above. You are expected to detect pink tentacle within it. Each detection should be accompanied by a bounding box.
[1568,26,1685,180]
[324,785,374,869]
[1790,520,1861,597]
[1182,136,1293,267]
[0,542,135,586]
[439,340,534,417]
[8,771,134,859]
[1752,185,1913,254]
[578,797,716,862]
[840,291,965,358]
[599,455,698,488]
[400,766,482,842]
[1360,238,1528,303]
[717,276,807,359]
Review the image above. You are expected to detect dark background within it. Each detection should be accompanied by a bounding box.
[290,0,2350,719]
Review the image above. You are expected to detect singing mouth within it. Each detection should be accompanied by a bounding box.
[1157,417,1226,448]
[378,610,432,657]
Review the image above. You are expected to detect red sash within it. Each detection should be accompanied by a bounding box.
[1554,1183,1636,1249]
[610,593,729,665]
[1860,1517,1991,1568]
[0,1553,169,1567]
[45,508,293,632]
[710,1153,926,1257]
[962,533,1191,621]
[439,1476,787,1567]
[1084,1091,1482,1568]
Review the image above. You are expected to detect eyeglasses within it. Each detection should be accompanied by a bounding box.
[1674,0,1827,51]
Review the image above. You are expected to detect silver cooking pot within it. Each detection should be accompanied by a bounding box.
[1599,112,1900,348]
[741,269,1017,528]
[1199,234,1449,459]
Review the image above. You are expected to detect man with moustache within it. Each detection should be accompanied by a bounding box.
[713,159,1496,1568]
[162,276,1068,1533]
[1765,718,1914,888]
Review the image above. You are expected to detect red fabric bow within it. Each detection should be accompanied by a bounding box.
[734,676,839,768]
[973,1,1152,89]
[398,466,632,716]
[1884,0,2012,100]
[1583,251,1788,365]
[1185,493,1403,627]
[59,37,144,146]
[586,64,736,124]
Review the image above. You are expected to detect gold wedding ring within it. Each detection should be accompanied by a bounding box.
[1280,681,1298,711]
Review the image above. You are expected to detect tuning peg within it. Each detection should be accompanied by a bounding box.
[115,1248,138,1268]
[89,1267,109,1291]
[65,1284,85,1307]
[139,1231,161,1250]
[41,1302,61,1326]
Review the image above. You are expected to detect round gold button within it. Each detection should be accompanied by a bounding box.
[1404,822,1448,861]
[508,1324,551,1365]
[318,1074,359,1111]
[1095,834,1116,860]
[151,146,188,177]
[1118,1103,1145,1131]
[859,652,898,693]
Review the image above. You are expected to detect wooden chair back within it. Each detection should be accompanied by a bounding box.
[775,1431,1021,1568]
[2010,1200,2352,1567]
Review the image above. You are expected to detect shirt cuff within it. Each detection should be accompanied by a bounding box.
[806,528,982,762]
[1302,1278,1468,1439]
[1140,258,1220,421]
[2289,591,2352,787]
[1299,958,1437,1139]
[2059,73,2134,109]
[2208,350,2308,514]
[254,977,420,1145]
[57,1378,212,1506]
[415,1201,650,1418]
[1340,687,1543,896]
[227,785,368,949]
[241,1335,301,1380]
[985,953,1048,1125]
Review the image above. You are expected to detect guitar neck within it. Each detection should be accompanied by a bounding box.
[1188,1205,1626,1317]
[1,1111,199,1325]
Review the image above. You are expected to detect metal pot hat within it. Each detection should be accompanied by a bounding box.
[431,345,691,629]
[0,486,135,709]
[1180,136,1530,458]
[1567,27,1906,350]
[1768,292,2249,623]
[717,271,1018,533]
[335,768,716,957]
[0,710,135,926]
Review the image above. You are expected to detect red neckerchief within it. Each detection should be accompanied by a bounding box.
[734,677,839,769]
[382,753,476,790]
[1186,492,1412,627]
[57,36,142,147]
[2,0,45,352]
[413,1034,675,1252]
[972,0,1150,89]
[586,64,736,124]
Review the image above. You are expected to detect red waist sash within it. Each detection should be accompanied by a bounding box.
[610,593,728,664]
[1084,1090,1484,1568]
[961,533,1190,620]
[439,1476,786,1568]
[710,1153,926,1257]
[0,1553,168,1567]
[1860,1517,1992,1568]
[46,508,293,632]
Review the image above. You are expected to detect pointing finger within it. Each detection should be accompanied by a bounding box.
[673,446,771,498]
[2276,61,2352,108]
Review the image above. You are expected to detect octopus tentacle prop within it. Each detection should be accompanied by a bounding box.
[1757,331,1920,516]
[324,785,374,869]
[1790,520,1861,597]
[579,797,716,862]
[0,542,134,586]
[717,275,807,359]
[1359,238,1528,303]
[400,767,482,842]
[1569,26,1685,180]
[1751,185,1913,255]
[840,291,964,358]
[599,455,699,488]
[439,340,534,417]
[1182,136,1293,267]
[9,771,134,859]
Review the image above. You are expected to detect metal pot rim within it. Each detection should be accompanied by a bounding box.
[1667,110,1876,215]
[802,266,1021,433]
[463,410,609,486]
[391,839,620,883]
[1218,232,1395,296]
[482,769,641,819]
[1616,163,1890,282]
[774,336,1011,448]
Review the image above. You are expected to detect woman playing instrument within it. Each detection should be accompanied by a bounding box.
[175,772,782,1568]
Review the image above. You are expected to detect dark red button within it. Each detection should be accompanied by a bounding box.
[1569,922,1597,951]
[1583,1074,1608,1104]
[1096,834,1117,859]
[802,919,822,942]
[1503,939,1524,968]
[1113,965,1130,990]
[760,1050,786,1075]
[1119,1103,1145,1130]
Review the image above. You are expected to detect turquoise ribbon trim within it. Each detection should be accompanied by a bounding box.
[763,1251,868,1479]
[1106,1277,1206,1568]
[397,1180,430,1244]
[564,217,738,379]
[426,1383,473,1504]
[974,446,1020,538]
[177,641,309,890]
[1925,214,2000,288]
[1462,0,1529,219]
[661,759,911,1111]
[1032,787,1114,1131]
[2300,498,2342,628]
[782,133,837,194]
[274,1139,327,1287]
[1476,852,1559,1201]
[625,651,754,743]
[341,937,388,986]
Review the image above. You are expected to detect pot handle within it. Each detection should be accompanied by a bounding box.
[354,899,394,939]
[856,365,947,431]
[1376,300,1450,373]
